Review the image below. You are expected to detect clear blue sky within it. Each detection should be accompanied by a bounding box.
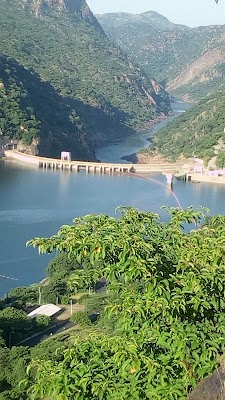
[86,0,225,27]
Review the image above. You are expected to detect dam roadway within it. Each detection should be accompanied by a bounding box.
[4,150,188,174]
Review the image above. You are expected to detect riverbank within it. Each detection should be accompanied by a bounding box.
[121,151,170,164]
[96,108,189,164]
[188,173,225,184]
[118,100,192,164]
[133,113,170,132]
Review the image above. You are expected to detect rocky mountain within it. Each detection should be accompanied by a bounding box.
[30,0,105,34]
[97,11,225,101]
[97,11,187,37]
[0,0,170,159]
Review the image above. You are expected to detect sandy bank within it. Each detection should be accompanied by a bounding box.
[188,174,225,185]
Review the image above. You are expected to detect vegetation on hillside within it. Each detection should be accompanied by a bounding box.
[146,90,225,161]
[97,12,225,101]
[169,60,225,101]
[0,0,170,157]
[1,207,225,397]
[5,206,221,399]
[0,55,96,159]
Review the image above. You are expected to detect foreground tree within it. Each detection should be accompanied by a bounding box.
[25,207,225,399]
[0,308,32,346]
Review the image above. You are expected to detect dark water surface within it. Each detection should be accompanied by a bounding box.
[96,100,191,162]
[0,102,225,295]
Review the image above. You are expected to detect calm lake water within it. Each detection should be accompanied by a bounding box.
[95,100,190,162]
[0,102,225,295]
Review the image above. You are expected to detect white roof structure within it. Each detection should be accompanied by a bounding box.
[28,304,61,319]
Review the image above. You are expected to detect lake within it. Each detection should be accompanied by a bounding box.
[0,102,225,295]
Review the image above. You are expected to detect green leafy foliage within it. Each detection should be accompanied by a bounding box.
[148,91,225,160]
[0,390,26,400]
[0,326,75,398]
[46,253,80,280]
[216,150,225,168]
[25,206,225,399]
[34,315,50,328]
[0,346,30,398]
[70,311,91,326]
[81,292,110,315]
[0,55,96,159]
[0,307,32,346]
[0,346,10,392]
[41,253,85,303]
[5,286,39,307]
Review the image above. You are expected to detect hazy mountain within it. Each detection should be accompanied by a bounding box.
[97,11,225,101]
[97,11,188,35]
[0,0,170,158]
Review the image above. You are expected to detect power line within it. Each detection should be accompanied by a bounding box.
[128,172,183,210]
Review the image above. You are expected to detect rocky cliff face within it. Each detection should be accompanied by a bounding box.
[167,47,225,96]
[32,0,105,34]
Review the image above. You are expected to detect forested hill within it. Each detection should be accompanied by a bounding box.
[97,11,225,101]
[0,0,170,158]
[149,90,225,165]
[0,55,95,159]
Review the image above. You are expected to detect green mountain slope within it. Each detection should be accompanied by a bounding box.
[0,55,95,159]
[97,11,225,101]
[149,90,225,162]
[0,0,170,158]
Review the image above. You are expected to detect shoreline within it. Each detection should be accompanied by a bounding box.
[133,113,170,133]
[120,103,191,164]
[188,173,225,185]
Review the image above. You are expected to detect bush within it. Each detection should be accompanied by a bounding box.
[0,390,26,399]
[35,315,50,329]
[81,293,109,314]
[216,150,225,168]
[46,254,79,280]
[27,207,225,399]
[70,311,91,326]
[6,286,39,306]
[60,295,71,305]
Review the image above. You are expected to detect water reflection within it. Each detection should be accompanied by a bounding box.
[96,101,192,163]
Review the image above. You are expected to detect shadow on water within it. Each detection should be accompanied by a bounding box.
[96,100,192,163]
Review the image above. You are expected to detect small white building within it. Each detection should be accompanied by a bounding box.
[27,304,61,319]
[61,151,71,162]
[194,164,203,174]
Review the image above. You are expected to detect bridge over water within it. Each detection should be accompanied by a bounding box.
[4,150,186,174]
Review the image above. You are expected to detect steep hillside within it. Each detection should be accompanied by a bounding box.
[167,43,225,100]
[97,11,225,100]
[0,0,170,158]
[0,55,95,159]
[147,90,225,162]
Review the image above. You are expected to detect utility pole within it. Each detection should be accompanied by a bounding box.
[38,287,42,305]
[8,328,14,349]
